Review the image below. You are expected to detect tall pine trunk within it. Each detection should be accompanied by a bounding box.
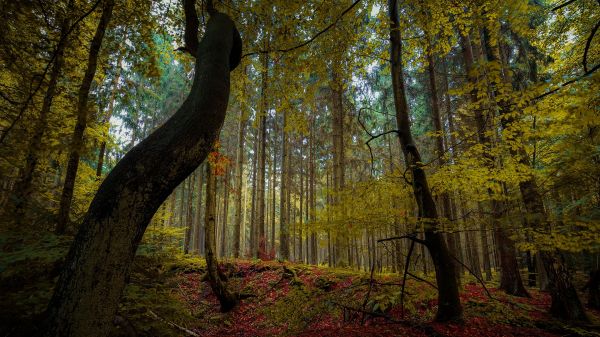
[482,27,586,320]
[256,47,269,258]
[279,109,290,259]
[460,32,528,295]
[12,0,74,220]
[184,173,195,254]
[205,161,237,311]
[426,45,461,284]
[56,0,115,233]
[233,108,246,258]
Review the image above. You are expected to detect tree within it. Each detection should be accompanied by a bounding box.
[205,156,237,311]
[56,0,115,234]
[388,0,462,322]
[10,0,75,221]
[43,5,242,335]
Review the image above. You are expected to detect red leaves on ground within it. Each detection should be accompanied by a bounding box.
[170,261,576,336]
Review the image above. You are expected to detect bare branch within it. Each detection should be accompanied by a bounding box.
[242,0,362,58]
[551,0,577,11]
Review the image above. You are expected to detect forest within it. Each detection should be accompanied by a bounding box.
[0,0,599,336]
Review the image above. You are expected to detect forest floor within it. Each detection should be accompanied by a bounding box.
[2,230,600,336]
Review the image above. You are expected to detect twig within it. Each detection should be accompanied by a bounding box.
[147,309,199,336]
[551,0,577,11]
[406,272,438,290]
[531,63,600,101]
[360,258,377,325]
[0,0,103,145]
[448,253,492,299]
[242,0,362,58]
[401,239,415,318]
[377,234,427,246]
[583,20,599,73]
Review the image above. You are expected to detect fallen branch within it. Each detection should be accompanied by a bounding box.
[147,309,199,337]
[406,272,437,290]
[330,301,447,337]
[360,259,377,325]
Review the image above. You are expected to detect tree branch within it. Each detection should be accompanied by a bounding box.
[241,0,362,58]
[583,20,599,73]
[0,0,103,145]
[551,0,577,11]
[180,0,199,57]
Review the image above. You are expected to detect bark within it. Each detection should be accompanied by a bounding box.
[184,173,195,254]
[233,108,246,258]
[426,46,461,283]
[331,73,348,267]
[389,0,462,322]
[56,0,115,233]
[256,48,269,258]
[96,38,126,177]
[249,126,258,257]
[205,162,237,311]
[461,32,527,294]
[299,138,304,263]
[279,109,290,259]
[584,270,600,309]
[12,0,73,220]
[43,12,241,336]
[309,120,318,265]
[270,113,277,254]
[483,27,586,319]
[220,166,230,257]
[193,167,204,254]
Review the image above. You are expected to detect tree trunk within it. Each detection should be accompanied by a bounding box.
[43,12,241,336]
[256,48,269,258]
[56,0,115,234]
[96,38,126,177]
[460,32,527,294]
[249,125,258,257]
[233,108,246,258]
[483,26,586,319]
[205,161,237,311]
[271,111,278,255]
[309,119,318,265]
[279,109,290,259]
[12,0,74,220]
[194,167,204,254]
[389,0,462,322]
[299,138,304,263]
[184,173,195,254]
[426,47,461,284]
[331,73,347,267]
[220,166,230,257]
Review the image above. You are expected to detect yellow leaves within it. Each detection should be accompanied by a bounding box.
[518,220,600,253]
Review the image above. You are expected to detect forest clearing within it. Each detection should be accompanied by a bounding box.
[0,0,599,336]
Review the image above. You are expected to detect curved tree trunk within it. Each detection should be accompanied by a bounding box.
[43,12,241,336]
[388,0,462,322]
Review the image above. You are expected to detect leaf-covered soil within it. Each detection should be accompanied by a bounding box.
[1,231,600,336]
